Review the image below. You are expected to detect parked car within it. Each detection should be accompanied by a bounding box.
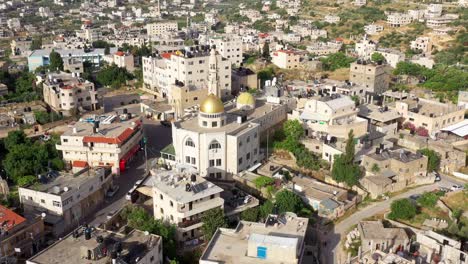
[450,185,464,192]
[107,210,117,220]
[409,194,421,200]
[125,187,136,200]
[434,172,441,182]
[160,120,172,127]
[106,186,120,198]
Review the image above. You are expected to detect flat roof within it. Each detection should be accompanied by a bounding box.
[201,213,308,264]
[358,104,400,123]
[441,119,468,137]
[28,228,160,264]
[20,168,107,195]
[359,221,408,241]
[62,114,142,144]
[291,175,347,202]
[367,149,424,163]
[145,165,223,203]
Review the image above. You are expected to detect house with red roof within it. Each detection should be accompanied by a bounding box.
[56,114,144,175]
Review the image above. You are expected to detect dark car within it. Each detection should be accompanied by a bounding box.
[160,120,172,127]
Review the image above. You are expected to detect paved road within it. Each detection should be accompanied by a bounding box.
[89,116,172,226]
[322,175,467,264]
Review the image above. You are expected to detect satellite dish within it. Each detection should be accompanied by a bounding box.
[41,213,46,218]
[144,231,150,236]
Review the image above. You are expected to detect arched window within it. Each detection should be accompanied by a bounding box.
[209,141,221,150]
[185,138,195,147]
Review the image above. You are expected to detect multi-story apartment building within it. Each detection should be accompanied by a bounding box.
[394,98,466,136]
[358,104,400,135]
[19,167,113,236]
[28,48,116,72]
[410,36,432,53]
[11,37,32,56]
[364,24,384,35]
[104,51,135,72]
[56,114,144,175]
[374,48,405,68]
[415,230,468,264]
[0,206,44,261]
[386,13,413,27]
[169,82,208,118]
[307,41,342,56]
[146,21,178,37]
[358,221,410,253]
[290,94,368,139]
[208,34,243,66]
[41,71,98,116]
[27,228,163,264]
[349,61,390,95]
[149,165,224,244]
[271,49,303,69]
[78,28,102,43]
[200,213,309,264]
[355,38,377,59]
[142,47,231,99]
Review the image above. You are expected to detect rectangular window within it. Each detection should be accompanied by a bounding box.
[209,160,215,167]
[52,201,61,207]
[186,156,190,163]
[216,159,221,166]
[191,157,196,164]
[216,172,222,178]
[247,153,251,160]
[238,158,243,165]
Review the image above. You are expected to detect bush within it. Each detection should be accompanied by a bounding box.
[417,192,439,207]
[388,199,417,220]
[241,207,259,222]
[254,176,275,189]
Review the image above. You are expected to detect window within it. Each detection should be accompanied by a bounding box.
[170,215,174,221]
[216,159,221,166]
[216,172,222,178]
[160,208,164,214]
[246,136,250,143]
[191,157,196,164]
[254,132,257,138]
[185,138,195,147]
[210,194,215,199]
[186,156,191,163]
[203,121,207,127]
[254,148,258,155]
[160,194,164,200]
[52,201,61,207]
[246,153,251,160]
[209,160,215,167]
[40,199,45,203]
[212,121,217,127]
[63,139,68,142]
[170,201,173,207]
[239,157,243,165]
[209,141,221,150]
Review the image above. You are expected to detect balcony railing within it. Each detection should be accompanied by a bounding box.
[178,218,201,228]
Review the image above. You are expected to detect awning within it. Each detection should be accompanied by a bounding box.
[441,119,468,137]
[72,161,88,168]
[136,186,153,197]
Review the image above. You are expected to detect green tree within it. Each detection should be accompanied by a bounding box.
[371,52,386,63]
[417,192,439,207]
[254,176,275,189]
[4,130,28,151]
[17,175,37,187]
[331,130,361,186]
[96,64,134,89]
[320,52,356,71]
[283,119,304,139]
[418,148,441,172]
[122,206,177,259]
[259,200,274,219]
[241,207,259,222]
[30,37,42,50]
[201,208,227,241]
[49,50,64,71]
[371,163,380,173]
[274,190,305,214]
[388,198,417,220]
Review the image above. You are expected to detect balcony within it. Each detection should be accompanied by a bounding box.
[182,197,224,218]
[178,218,202,228]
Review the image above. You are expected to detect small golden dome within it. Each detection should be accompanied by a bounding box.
[200,93,224,114]
[237,92,256,107]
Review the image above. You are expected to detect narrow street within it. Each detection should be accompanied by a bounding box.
[322,175,467,264]
[89,114,172,226]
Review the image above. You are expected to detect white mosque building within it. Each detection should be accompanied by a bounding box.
[166,49,289,180]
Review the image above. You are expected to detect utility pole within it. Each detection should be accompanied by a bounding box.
[143,136,148,174]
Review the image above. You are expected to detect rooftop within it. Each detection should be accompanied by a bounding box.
[367,149,424,163]
[358,104,400,123]
[290,175,347,202]
[43,71,93,89]
[21,167,109,195]
[146,164,223,203]
[398,98,464,116]
[0,205,26,232]
[61,114,142,145]
[28,227,160,264]
[29,48,117,57]
[359,221,408,241]
[201,213,308,264]
[174,99,282,135]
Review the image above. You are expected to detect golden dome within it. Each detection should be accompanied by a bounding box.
[200,93,224,114]
[237,92,256,107]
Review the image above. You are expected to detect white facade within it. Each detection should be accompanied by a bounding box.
[375,49,405,68]
[142,48,231,98]
[364,24,383,35]
[56,115,144,175]
[41,72,98,116]
[355,38,377,60]
[386,13,412,27]
[410,37,432,53]
[149,166,224,243]
[208,35,243,66]
[324,15,340,24]
[271,50,302,69]
[146,21,178,36]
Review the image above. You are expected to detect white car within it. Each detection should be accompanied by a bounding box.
[125,187,136,200]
